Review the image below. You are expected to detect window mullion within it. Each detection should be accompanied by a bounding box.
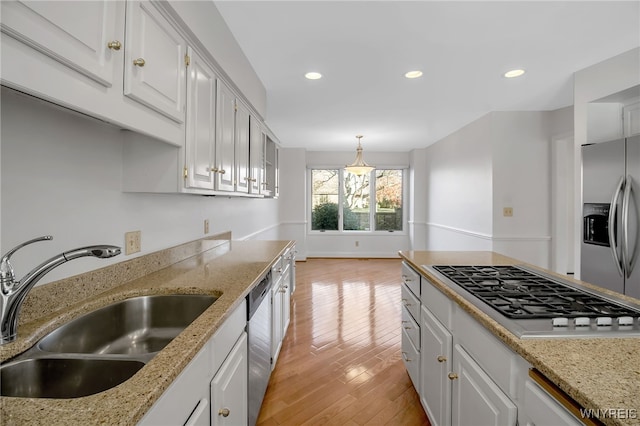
[370,170,376,231]
[338,168,344,232]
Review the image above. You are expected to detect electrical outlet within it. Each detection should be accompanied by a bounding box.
[125,231,141,255]
[204,219,210,234]
[355,241,359,247]
[503,207,513,217]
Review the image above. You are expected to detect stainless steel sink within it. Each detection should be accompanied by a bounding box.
[0,358,145,398]
[38,294,216,355]
[0,294,217,398]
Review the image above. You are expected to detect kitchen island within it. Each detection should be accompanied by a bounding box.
[399,250,640,426]
[0,237,294,425]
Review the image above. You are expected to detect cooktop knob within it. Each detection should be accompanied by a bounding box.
[617,316,634,326]
[596,317,612,326]
[574,317,591,327]
[552,317,568,327]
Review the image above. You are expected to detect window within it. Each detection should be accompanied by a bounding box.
[311,168,404,232]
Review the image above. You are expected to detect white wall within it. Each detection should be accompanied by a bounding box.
[409,147,428,250]
[418,109,573,268]
[0,88,279,285]
[423,113,494,252]
[278,148,307,259]
[573,47,640,278]
[491,111,552,267]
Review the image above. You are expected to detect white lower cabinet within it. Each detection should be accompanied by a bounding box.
[271,252,292,368]
[405,264,580,426]
[420,306,452,426]
[450,344,517,426]
[522,379,582,426]
[211,332,248,426]
[138,300,247,426]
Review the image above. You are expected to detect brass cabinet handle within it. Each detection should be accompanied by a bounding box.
[219,169,226,175]
[218,408,230,417]
[207,167,219,173]
[448,372,458,380]
[437,356,447,363]
[107,40,122,50]
[133,58,146,67]
[401,351,412,362]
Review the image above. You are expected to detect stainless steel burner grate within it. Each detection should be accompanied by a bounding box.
[431,265,640,319]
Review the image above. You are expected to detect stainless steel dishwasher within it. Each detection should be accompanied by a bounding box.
[246,271,272,426]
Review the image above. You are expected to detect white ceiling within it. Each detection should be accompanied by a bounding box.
[214,1,640,152]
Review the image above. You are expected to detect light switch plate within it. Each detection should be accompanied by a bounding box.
[125,231,141,255]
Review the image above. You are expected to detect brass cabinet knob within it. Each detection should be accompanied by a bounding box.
[437,356,447,363]
[448,372,458,380]
[133,58,146,67]
[207,167,219,173]
[401,351,412,362]
[107,40,122,51]
[219,169,226,175]
[218,408,230,417]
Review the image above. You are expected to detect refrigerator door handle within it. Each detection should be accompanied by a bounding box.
[622,175,636,278]
[609,176,625,277]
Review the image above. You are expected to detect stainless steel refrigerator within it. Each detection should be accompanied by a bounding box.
[581,135,639,298]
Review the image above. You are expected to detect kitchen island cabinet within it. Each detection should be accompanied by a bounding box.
[0,238,294,425]
[399,251,640,426]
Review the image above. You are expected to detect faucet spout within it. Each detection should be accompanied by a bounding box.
[0,238,121,344]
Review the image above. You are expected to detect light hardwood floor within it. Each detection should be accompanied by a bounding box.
[257,258,430,426]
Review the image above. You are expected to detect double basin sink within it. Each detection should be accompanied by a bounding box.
[0,294,217,399]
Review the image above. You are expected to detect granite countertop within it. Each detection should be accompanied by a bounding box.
[399,250,640,426]
[0,239,294,425]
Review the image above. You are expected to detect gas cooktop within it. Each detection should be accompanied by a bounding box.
[425,264,640,338]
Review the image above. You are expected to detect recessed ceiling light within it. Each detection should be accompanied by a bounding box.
[504,69,526,78]
[405,70,423,79]
[305,72,322,80]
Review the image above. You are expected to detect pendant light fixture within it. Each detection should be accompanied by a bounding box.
[345,135,375,176]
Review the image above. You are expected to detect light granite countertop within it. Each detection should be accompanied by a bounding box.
[399,250,640,426]
[0,238,294,425]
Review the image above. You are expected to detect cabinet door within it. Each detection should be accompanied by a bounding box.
[215,80,236,192]
[271,280,283,366]
[0,0,121,87]
[249,117,264,194]
[124,0,186,123]
[138,341,211,425]
[211,332,248,426]
[281,266,291,335]
[451,344,517,426]
[523,379,582,426]
[420,306,452,426]
[234,101,250,193]
[264,137,279,197]
[185,47,216,190]
[184,398,210,426]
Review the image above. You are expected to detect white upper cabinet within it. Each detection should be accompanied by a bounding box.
[125,0,186,123]
[234,101,251,194]
[215,79,236,192]
[249,117,265,195]
[0,0,121,87]
[185,47,217,190]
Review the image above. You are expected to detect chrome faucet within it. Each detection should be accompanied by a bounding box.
[0,236,121,344]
